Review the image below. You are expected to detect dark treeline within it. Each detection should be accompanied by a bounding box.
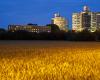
[0,29,100,41]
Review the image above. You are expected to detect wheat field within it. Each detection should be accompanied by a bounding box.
[0,41,100,80]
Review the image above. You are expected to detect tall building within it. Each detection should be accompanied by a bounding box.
[52,13,68,32]
[90,12,97,32]
[72,6,100,32]
[81,6,91,30]
[8,24,51,33]
[72,13,82,32]
[96,12,100,30]
[72,6,91,32]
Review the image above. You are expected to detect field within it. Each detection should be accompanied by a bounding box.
[0,41,100,80]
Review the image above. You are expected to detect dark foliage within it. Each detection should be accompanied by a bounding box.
[0,30,100,41]
[46,24,60,33]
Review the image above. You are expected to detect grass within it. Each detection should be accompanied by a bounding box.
[0,41,100,80]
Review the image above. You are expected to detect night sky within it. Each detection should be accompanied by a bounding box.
[0,0,100,29]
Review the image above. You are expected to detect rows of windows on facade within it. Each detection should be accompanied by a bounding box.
[72,6,100,32]
[8,13,68,33]
[3,5,100,33]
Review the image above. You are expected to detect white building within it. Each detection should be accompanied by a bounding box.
[96,13,100,30]
[72,6,100,32]
[90,12,100,32]
[8,24,51,33]
[72,13,83,32]
[90,12,97,32]
[52,13,68,32]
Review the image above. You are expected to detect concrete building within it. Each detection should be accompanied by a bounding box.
[82,6,91,31]
[72,6,99,32]
[90,12,97,32]
[52,13,68,32]
[72,13,82,32]
[8,24,51,33]
[81,12,91,31]
[89,12,100,32]
[96,12,100,30]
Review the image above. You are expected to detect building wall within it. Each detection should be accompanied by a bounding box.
[72,6,99,32]
[8,25,51,33]
[52,13,68,32]
[90,12,97,32]
[96,13,100,30]
[81,12,91,30]
[72,13,82,32]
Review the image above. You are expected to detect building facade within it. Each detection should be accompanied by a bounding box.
[72,6,100,32]
[72,13,82,32]
[52,13,68,32]
[96,12,100,30]
[81,12,91,30]
[90,12,97,32]
[8,24,51,33]
[72,6,92,32]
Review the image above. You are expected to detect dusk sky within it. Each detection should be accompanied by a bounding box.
[0,0,100,29]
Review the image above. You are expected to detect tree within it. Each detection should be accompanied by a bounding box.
[0,28,6,33]
[46,24,60,32]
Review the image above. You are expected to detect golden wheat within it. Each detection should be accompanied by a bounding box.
[0,42,100,80]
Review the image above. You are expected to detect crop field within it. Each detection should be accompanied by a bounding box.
[0,41,100,80]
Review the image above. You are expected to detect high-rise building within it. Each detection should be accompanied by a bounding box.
[90,12,97,32]
[72,13,82,32]
[81,12,91,31]
[72,6,100,32]
[52,13,68,32]
[96,12,100,30]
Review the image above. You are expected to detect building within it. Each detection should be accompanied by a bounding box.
[52,13,68,32]
[89,12,100,32]
[8,24,51,33]
[81,12,91,31]
[90,12,97,32]
[72,6,100,32]
[72,6,92,32]
[72,13,82,32]
[96,12,100,30]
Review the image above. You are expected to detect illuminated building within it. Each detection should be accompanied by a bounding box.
[90,12,97,32]
[72,13,83,32]
[89,12,100,32]
[72,6,99,32]
[81,6,91,31]
[52,13,68,32]
[8,24,51,33]
[96,12,100,30]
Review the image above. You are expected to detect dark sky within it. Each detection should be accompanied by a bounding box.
[0,0,100,29]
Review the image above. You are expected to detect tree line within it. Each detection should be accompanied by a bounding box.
[0,24,100,41]
[0,30,100,41]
